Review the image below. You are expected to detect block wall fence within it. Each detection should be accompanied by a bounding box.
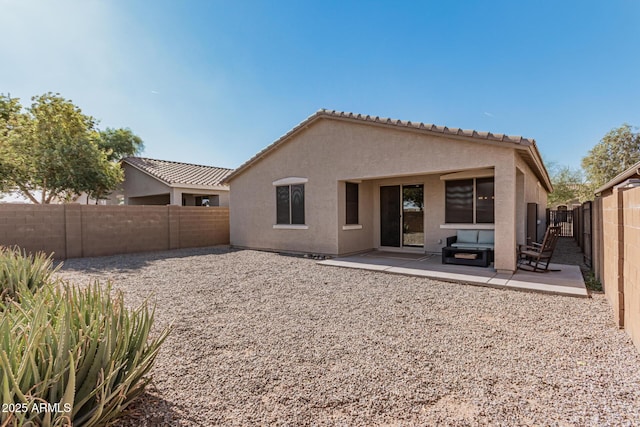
[0,204,229,259]
[593,186,640,353]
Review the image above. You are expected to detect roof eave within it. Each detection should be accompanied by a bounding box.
[122,159,172,186]
[168,183,229,191]
[224,111,324,183]
[519,141,554,193]
[595,160,640,195]
[224,109,537,184]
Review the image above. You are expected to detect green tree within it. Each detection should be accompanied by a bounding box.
[98,127,144,162]
[88,128,144,201]
[547,164,591,206]
[0,92,143,203]
[582,124,640,189]
[0,95,24,192]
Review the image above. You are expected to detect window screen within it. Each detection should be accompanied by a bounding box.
[346,182,359,225]
[291,184,305,224]
[476,178,495,223]
[445,179,473,223]
[276,186,290,224]
[276,184,305,224]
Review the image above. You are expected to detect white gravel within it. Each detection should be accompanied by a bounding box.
[57,246,640,426]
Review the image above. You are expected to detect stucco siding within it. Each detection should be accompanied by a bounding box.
[128,194,170,205]
[123,164,230,207]
[230,118,533,263]
[516,155,549,242]
[123,164,170,199]
[229,149,339,254]
[337,181,374,254]
[173,188,230,207]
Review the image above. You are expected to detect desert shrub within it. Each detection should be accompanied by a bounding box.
[583,271,603,292]
[0,279,170,426]
[0,246,58,301]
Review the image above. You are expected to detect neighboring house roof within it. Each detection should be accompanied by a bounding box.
[122,157,233,188]
[595,160,640,195]
[224,109,552,192]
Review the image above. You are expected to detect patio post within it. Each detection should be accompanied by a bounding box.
[494,156,518,273]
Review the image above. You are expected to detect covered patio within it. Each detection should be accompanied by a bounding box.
[318,250,588,297]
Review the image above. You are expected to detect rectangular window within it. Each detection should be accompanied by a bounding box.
[345,182,359,225]
[291,184,305,224]
[276,186,290,224]
[445,179,473,223]
[445,178,494,224]
[276,184,305,225]
[475,178,495,223]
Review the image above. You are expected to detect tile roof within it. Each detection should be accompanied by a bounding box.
[225,109,543,185]
[312,109,534,144]
[123,157,233,187]
[595,160,640,194]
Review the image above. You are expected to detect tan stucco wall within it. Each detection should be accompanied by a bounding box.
[230,118,545,271]
[123,165,170,200]
[337,181,374,254]
[123,164,229,206]
[128,194,171,205]
[172,187,230,207]
[516,155,549,242]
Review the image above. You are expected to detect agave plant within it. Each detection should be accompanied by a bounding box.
[0,280,170,426]
[0,246,59,301]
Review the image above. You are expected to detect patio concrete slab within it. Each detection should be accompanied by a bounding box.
[319,259,391,271]
[318,252,588,297]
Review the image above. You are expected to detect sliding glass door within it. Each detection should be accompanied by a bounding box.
[402,185,424,247]
[380,184,424,248]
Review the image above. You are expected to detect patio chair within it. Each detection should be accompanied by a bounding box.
[517,226,561,272]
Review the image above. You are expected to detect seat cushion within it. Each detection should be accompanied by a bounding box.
[451,242,494,250]
[478,230,495,244]
[456,229,479,244]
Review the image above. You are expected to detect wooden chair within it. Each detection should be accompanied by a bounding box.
[517,226,561,272]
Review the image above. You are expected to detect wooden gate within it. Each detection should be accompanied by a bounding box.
[547,208,574,237]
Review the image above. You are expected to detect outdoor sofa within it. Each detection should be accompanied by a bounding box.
[442,229,495,266]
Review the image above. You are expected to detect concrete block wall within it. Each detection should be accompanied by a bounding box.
[596,186,640,353]
[623,188,640,352]
[0,204,229,259]
[178,206,230,248]
[0,204,67,258]
[602,191,624,327]
[80,205,170,257]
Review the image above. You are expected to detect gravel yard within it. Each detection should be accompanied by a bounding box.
[58,246,640,426]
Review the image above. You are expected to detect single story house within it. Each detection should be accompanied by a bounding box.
[122,157,233,206]
[224,110,552,273]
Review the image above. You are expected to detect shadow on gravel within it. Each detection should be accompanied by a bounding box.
[114,386,199,427]
[59,245,235,274]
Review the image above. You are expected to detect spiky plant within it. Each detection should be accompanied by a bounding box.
[0,246,59,301]
[0,280,170,426]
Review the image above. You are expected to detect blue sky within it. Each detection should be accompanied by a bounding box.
[1,0,639,171]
